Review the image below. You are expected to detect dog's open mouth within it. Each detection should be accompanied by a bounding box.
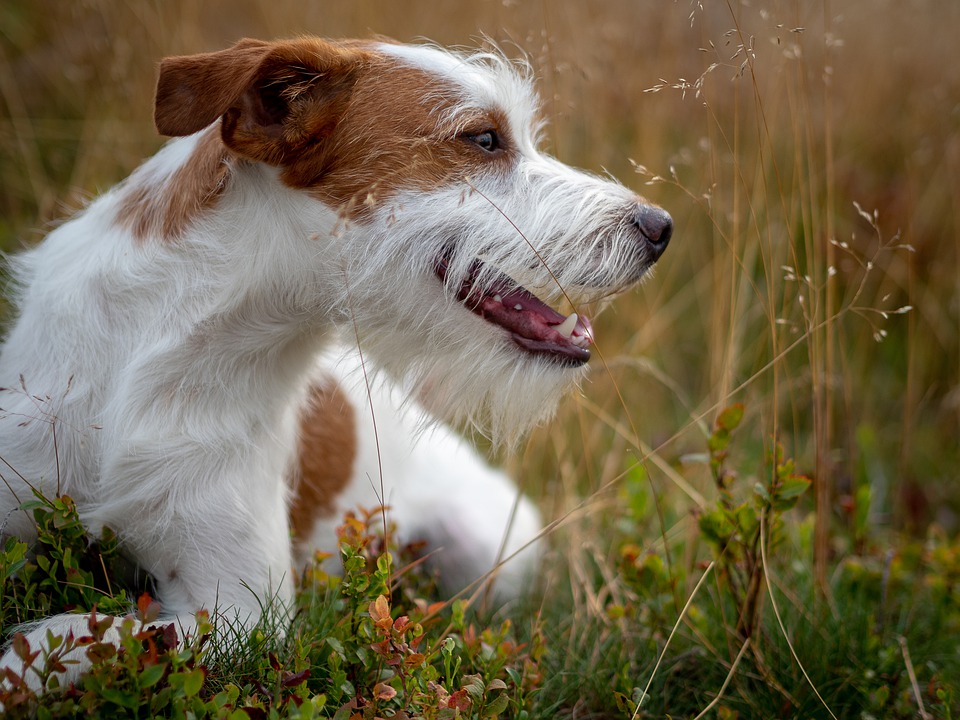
[435,255,593,366]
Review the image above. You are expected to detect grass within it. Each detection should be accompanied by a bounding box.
[1,0,959,717]
[2,497,547,718]
[3,415,957,717]
[530,409,960,718]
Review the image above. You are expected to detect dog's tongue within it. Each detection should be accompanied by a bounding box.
[437,258,593,366]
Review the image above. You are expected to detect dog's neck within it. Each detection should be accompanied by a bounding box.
[104,130,348,425]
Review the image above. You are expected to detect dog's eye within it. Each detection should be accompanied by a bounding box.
[467,130,501,153]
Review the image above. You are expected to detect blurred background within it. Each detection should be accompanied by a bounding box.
[1,0,958,549]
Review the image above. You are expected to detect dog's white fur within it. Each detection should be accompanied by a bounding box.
[0,36,669,689]
[297,342,544,602]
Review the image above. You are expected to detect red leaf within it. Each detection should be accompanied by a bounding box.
[404,652,425,668]
[158,623,179,651]
[85,641,117,663]
[281,668,311,687]
[12,634,33,662]
[87,611,113,639]
[371,639,392,658]
[137,592,161,622]
[448,688,472,711]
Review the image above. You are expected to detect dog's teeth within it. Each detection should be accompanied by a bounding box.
[555,312,578,339]
[493,294,503,303]
[514,303,523,311]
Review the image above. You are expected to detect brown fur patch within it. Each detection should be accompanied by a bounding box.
[281,49,514,220]
[115,127,231,241]
[151,38,512,225]
[288,375,358,543]
[124,38,512,240]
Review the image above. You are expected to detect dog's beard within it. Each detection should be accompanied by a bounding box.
[345,311,583,445]
[323,171,646,442]
[327,241,586,443]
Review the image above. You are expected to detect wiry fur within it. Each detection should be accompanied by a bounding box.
[297,342,545,604]
[0,36,670,691]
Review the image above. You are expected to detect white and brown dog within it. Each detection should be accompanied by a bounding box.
[0,36,671,686]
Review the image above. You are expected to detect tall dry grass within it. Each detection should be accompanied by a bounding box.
[1,0,958,568]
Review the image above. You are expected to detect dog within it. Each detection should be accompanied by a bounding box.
[0,36,672,689]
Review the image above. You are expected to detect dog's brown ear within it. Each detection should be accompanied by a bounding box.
[154,38,361,165]
[154,39,273,138]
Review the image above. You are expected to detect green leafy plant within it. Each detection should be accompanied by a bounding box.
[698,403,811,639]
[1,491,133,635]
[305,508,543,719]
[1,497,542,718]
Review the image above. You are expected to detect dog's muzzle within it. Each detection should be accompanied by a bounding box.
[435,202,672,367]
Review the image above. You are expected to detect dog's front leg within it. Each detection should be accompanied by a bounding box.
[2,445,294,694]
[101,444,296,635]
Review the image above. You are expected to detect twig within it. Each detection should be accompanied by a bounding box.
[899,635,932,720]
[692,637,750,720]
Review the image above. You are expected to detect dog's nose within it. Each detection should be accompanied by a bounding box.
[632,204,673,260]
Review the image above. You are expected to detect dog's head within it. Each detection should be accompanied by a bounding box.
[154,37,672,440]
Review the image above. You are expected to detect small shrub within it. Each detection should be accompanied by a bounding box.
[1,497,542,718]
[1,491,133,635]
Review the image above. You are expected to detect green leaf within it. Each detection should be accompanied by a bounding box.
[451,599,466,629]
[485,691,510,716]
[624,462,650,520]
[44,628,64,652]
[52,506,76,530]
[772,475,811,511]
[307,694,328,715]
[615,687,648,712]
[698,507,734,545]
[716,403,745,432]
[211,684,241,709]
[100,687,139,709]
[169,667,206,697]
[735,504,758,535]
[139,663,167,688]
[776,458,796,480]
[613,691,633,713]
[855,483,872,533]
[463,674,485,701]
[325,636,345,658]
[778,476,811,500]
[708,428,730,455]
